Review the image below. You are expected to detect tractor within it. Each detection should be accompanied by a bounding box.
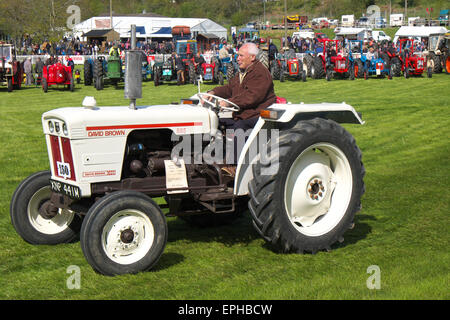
[153,55,179,86]
[195,53,223,85]
[10,92,366,276]
[175,39,198,84]
[311,39,353,81]
[93,54,124,90]
[10,31,365,276]
[84,52,124,90]
[42,61,74,93]
[270,49,307,82]
[347,41,391,79]
[0,43,23,92]
[394,39,427,78]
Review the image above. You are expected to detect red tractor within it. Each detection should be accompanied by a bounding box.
[270,49,307,82]
[0,43,23,92]
[387,39,427,78]
[311,39,353,80]
[42,61,74,92]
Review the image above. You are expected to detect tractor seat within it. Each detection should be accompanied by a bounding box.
[276,96,287,104]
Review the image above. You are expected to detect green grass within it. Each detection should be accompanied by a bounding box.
[0,69,449,300]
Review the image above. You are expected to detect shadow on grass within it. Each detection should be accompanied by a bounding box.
[151,252,185,272]
[166,212,260,247]
[166,211,375,253]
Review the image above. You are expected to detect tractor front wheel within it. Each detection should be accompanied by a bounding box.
[80,191,167,276]
[248,118,365,253]
[10,171,82,245]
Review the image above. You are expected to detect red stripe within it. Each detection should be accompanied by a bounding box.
[61,137,76,181]
[86,122,203,131]
[49,135,61,177]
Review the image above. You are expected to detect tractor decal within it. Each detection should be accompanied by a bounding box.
[86,122,203,131]
[49,135,76,182]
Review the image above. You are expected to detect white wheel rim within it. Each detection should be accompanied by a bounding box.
[102,210,155,265]
[27,186,75,235]
[284,143,353,237]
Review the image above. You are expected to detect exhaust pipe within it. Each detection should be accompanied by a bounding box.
[124,25,142,110]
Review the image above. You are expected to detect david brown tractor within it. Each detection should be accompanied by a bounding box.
[10,43,365,276]
[270,49,307,82]
[42,60,74,92]
[0,43,23,92]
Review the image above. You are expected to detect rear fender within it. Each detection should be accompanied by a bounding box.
[234,102,364,195]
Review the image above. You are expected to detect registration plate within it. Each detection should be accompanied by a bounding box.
[163,69,172,76]
[50,179,81,200]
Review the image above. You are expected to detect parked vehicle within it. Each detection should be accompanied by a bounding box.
[271,49,307,82]
[341,15,355,27]
[439,9,449,26]
[390,14,404,27]
[42,61,74,92]
[393,26,448,74]
[0,43,23,92]
[372,30,391,42]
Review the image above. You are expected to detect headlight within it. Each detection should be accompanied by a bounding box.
[55,122,60,133]
[48,121,54,133]
[63,123,68,136]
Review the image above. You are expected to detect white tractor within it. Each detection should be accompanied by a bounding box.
[10,30,365,275]
[10,94,365,275]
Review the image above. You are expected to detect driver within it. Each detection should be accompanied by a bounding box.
[207,42,276,176]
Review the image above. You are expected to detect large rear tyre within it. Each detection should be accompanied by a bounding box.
[390,57,402,77]
[83,60,92,86]
[248,118,365,253]
[80,191,167,276]
[10,171,81,245]
[311,56,325,79]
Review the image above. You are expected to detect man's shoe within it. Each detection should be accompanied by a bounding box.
[221,166,236,177]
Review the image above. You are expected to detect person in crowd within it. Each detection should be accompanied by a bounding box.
[24,58,33,86]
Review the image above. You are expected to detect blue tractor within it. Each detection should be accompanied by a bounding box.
[347,40,391,79]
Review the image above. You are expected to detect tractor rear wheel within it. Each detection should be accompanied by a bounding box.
[188,62,196,84]
[303,55,313,77]
[429,52,442,73]
[390,57,402,77]
[80,191,167,276]
[354,59,364,78]
[7,77,13,92]
[248,118,365,254]
[42,78,48,93]
[445,54,450,74]
[311,56,325,79]
[83,61,92,85]
[270,61,281,80]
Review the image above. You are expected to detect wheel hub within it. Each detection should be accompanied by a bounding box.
[308,178,325,200]
[120,228,135,244]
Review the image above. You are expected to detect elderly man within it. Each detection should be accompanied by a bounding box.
[208,42,276,175]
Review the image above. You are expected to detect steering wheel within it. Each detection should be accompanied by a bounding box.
[197,92,240,113]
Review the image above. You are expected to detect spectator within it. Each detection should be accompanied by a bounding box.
[24,58,33,86]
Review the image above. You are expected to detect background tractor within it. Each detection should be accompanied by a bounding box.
[0,43,23,92]
[270,49,307,82]
[153,55,179,86]
[42,61,74,93]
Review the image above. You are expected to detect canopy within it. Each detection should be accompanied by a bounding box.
[394,26,448,38]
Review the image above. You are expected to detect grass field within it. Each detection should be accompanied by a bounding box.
[0,68,449,300]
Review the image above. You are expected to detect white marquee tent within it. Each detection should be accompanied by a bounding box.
[70,15,227,41]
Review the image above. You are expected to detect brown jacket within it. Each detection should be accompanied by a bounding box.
[212,60,276,120]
